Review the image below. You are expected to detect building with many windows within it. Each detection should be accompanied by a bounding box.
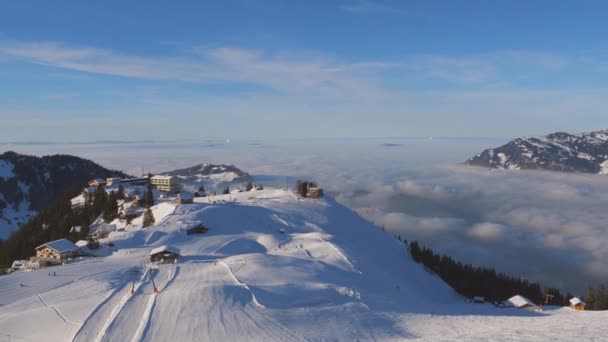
[150,175,181,193]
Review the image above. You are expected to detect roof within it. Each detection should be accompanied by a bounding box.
[75,240,89,247]
[151,175,176,181]
[150,245,180,256]
[36,239,78,253]
[83,187,96,193]
[504,295,536,308]
[90,178,107,184]
[570,297,585,306]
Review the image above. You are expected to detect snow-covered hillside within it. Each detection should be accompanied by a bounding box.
[1,189,606,341]
[0,151,127,239]
[161,163,252,193]
[466,129,608,174]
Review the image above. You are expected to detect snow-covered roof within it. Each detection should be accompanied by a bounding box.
[83,187,96,193]
[75,240,89,248]
[150,245,180,256]
[70,226,82,233]
[89,178,107,184]
[11,260,25,268]
[504,295,535,308]
[570,297,585,306]
[36,239,78,253]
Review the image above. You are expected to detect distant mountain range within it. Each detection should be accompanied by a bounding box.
[466,129,608,174]
[0,151,127,239]
[161,163,253,192]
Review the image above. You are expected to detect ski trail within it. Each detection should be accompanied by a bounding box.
[317,236,362,274]
[71,273,131,342]
[93,268,149,342]
[219,261,265,308]
[33,290,78,326]
[131,265,179,342]
[272,214,290,227]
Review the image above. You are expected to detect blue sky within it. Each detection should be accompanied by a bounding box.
[0,0,607,141]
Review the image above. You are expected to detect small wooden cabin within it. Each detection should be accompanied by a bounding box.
[186,224,208,235]
[173,191,194,204]
[35,239,79,264]
[150,245,180,263]
[569,297,585,311]
[503,295,536,309]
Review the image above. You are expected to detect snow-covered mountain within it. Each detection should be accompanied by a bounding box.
[161,163,253,192]
[0,151,127,239]
[466,129,608,174]
[1,188,607,340]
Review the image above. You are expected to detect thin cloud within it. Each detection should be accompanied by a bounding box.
[0,40,391,98]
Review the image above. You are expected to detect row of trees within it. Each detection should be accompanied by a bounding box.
[0,186,89,267]
[408,240,570,306]
[585,284,608,310]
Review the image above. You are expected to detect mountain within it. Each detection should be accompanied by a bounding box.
[162,163,253,192]
[465,129,608,174]
[0,151,127,239]
[1,188,606,340]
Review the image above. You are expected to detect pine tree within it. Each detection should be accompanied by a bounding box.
[246,181,253,191]
[143,208,155,228]
[145,188,154,207]
[103,191,118,223]
[198,184,205,194]
[117,184,125,200]
[223,186,230,195]
[92,186,108,216]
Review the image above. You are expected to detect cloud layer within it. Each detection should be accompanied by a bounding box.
[4,138,608,294]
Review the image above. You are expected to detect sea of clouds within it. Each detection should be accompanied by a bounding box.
[3,138,608,293]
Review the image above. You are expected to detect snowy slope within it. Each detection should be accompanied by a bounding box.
[0,151,127,239]
[1,189,606,341]
[161,163,252,193]
[466,129,608,174]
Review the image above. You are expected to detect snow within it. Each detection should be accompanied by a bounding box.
[599,160,608,175]
[205,171,240,182]
[1,189,607,341]
[37,239,79,253]
[76,240,89,248]
[0,159,15,180]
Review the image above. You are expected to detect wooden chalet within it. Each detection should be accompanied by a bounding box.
[150,245,180,263]
[35,239,79,264]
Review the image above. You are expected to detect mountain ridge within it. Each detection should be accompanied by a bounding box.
[465,129,608,174]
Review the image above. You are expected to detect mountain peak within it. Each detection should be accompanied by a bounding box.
[465,129,608,174]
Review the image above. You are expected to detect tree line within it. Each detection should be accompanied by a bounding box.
[585,285,608,310]
[408,240,571,306]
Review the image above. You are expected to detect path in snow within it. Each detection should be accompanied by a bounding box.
[142,262,304,341]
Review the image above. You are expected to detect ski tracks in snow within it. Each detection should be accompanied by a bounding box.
[133,265,179,342]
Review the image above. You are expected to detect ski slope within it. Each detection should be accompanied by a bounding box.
[1,189,607,341]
